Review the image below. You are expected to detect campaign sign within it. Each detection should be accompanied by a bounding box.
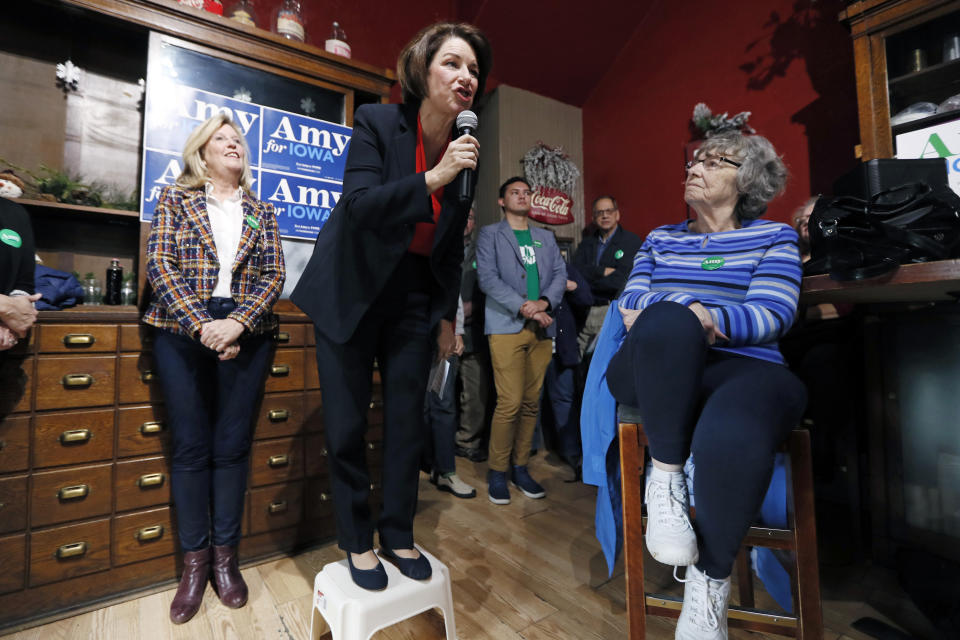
[260,109,351,179]
[897,119,960,197]
[260,170,342,238]
[140,150,184,220]
[144,85,262,163]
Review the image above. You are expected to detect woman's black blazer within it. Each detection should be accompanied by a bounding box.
[291,102,472,344]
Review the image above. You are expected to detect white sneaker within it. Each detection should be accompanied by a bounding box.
[675,564,730,640]
[436,472,477,499]
[644,467,699,566]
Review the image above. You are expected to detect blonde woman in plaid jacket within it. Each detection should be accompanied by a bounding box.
[143,113,285,625]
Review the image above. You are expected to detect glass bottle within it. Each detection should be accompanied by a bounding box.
[226,0,257,27]
[121,274,137,306]
[105,258,123,305]
[274,0,305,43]
[325,21,351,59]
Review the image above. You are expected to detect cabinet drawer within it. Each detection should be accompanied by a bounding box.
[0,415,30,473]
[304,475,334,521]
[117,405,169,457]
[248,482,303,535]
[113,506,176,566]
[38,324,117,354]
[33,409,115,468]
[119,324,153,352]
[116,456,171,512]
[304,433,327,477]
[0,356,31,414]
[271,324,305,347]
[264,348,304,393]
[304,390,323,433]
[35,355,116,410]
[0,534,26,594]
[29,518,111,587]
[304,347,319,390]
[254,393,304,439]
[31,463,113,527]
[118,353,160,405]
[0,475,28,534]
[249,437,303,487]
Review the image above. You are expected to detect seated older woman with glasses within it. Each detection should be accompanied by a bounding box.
[599,131,806,639]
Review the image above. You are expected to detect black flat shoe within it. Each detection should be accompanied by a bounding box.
[346,552,387,591]
[379,546,432,581]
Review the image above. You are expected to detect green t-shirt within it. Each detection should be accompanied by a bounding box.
[513,229,540,301]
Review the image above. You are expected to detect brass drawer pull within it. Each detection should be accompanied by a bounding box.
[140,370,156,383]
[274,331,291,343]
[270,364,290,376]
[268,409,289,422]
[136,525,164,541]
[56,542,88,559]
[140,421,164,435]
[319,492,330,502]
[63,333,95,347]
[60,429,91,444]
[268,500,288,514]
[58,484,89,500]
[62,373,94,388]
[137,473,165,488]
[268,454,289,468]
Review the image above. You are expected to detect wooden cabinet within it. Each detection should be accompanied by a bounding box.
[841,0,960,160]
[0,312,389,630]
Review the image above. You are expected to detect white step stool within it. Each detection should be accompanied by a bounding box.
[309,547,457,640]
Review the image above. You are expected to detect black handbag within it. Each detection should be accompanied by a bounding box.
[804,183,960,281]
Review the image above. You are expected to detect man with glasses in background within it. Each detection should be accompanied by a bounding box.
[572,195,642,357]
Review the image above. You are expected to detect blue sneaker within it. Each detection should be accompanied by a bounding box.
[511,465,546,499]
[488,470,511,505]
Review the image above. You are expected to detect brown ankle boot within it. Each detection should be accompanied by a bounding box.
[212,544,248,608]
[170,548,211,624]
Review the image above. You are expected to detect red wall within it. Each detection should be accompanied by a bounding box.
[582,0,860,237]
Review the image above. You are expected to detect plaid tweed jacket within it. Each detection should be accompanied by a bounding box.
[143,184,285,338]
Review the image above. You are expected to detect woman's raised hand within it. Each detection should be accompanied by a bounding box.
[424,134,479,194]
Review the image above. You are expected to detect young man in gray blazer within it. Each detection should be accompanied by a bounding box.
[476,177,567,504]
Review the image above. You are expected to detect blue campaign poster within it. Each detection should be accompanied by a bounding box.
[260,170,342,239]
[260,108,351,180]
[140,83,351,241]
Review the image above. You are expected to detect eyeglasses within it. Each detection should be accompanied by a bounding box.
[685,156,742,172]
[593,208,618,217]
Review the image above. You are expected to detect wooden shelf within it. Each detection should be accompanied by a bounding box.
[892,107,960,136]
[888,57,960,88]
[802,259,960,304]
[15,198,141,219]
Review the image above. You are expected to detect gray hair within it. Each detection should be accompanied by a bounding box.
[695,132,787,221]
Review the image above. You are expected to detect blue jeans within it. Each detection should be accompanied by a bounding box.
[152,298,272,551]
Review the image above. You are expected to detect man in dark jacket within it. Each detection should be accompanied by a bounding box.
[572,195,642,357]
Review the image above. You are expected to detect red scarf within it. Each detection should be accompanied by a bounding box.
[408,114,449,256]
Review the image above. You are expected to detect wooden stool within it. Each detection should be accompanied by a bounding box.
[618,411,823,639]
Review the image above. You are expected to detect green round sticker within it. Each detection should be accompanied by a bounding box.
[614,249,624,259]
[472,260,477,269]
[244,215,260,229]
[0,228,22,248]
[701,256,725,271]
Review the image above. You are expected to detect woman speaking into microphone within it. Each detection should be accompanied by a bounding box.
[292,23,491,590]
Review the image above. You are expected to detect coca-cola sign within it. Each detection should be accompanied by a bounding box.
[529,185,574,225]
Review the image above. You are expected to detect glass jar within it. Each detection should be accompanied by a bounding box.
[274,0,305,43]
[83,276,102,305]
[325,21,351,58]
[226,0,257,27]
[121,280,137,306]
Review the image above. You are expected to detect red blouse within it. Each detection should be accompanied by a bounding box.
[407,115,449,257]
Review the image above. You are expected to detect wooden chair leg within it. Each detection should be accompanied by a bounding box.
[735,547,755,608]
[789,429,824,640]
[619,422,647,640]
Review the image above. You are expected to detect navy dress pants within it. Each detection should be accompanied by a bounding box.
[152,298,272,552]
[606,301,806,578]
[313,253,434,553]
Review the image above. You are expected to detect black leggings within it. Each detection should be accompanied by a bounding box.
[607,301,806,578]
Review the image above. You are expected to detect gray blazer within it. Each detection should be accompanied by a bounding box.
[477,219,567,338]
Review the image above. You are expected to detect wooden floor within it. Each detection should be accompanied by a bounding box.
[0,453,938,639]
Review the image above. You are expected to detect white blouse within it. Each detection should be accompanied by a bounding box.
[205,183,245,299]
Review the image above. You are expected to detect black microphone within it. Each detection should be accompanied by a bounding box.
[456,110,478,204]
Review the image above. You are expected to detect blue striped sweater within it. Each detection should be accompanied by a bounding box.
[618,219,802,364]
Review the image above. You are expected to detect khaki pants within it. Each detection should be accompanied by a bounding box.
[577,304,609,359]
[487,324,553,472]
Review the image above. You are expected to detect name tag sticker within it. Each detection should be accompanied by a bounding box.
[533,240,543,248]
[701,256,725,271]
[0,228,22,248]
[245,215,260,229]
[614,249,624,259]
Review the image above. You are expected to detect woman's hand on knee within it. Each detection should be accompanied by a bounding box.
[619,305,641,331]
[688,302,728,345]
